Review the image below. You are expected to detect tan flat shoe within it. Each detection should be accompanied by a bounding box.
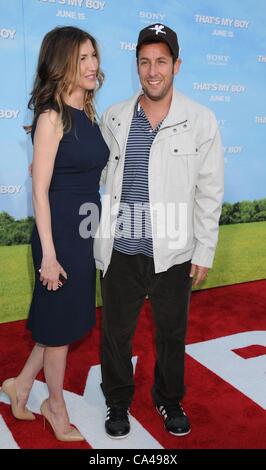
[40,399,85,442]
[1,378,35,420]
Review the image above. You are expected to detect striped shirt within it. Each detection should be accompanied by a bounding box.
[113,99,163,257]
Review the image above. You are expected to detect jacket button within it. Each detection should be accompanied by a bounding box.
[118,123,121,126]
[112,117,115,121]
[183,123,187,128]
[196,148,198,152]
[174,149,178,153]
[173,128,177,132]
[115,156,119,160]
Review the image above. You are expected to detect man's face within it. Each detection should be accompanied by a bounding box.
[137,42,181,101]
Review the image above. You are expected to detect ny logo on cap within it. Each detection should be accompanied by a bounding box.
[149,24,166,36]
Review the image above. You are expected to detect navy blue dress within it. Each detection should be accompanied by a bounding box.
[27,106,109,346]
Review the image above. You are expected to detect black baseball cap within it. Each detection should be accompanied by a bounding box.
[136,23,179,59]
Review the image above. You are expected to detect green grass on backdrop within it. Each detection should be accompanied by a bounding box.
[0,221,265,323]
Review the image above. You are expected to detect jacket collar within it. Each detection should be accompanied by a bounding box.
[106,93,138,153]
[106,88,190,150]
[160,88,189,129]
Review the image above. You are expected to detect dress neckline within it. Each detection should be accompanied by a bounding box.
[66,104,84,112]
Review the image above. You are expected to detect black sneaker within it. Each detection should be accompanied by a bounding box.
[156,403,191,436]
[105,406,130,439]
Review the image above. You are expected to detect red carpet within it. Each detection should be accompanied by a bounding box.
[0,280,265,449]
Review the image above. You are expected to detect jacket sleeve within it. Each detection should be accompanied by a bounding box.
[192,113,224,268]
[99,111,112,187]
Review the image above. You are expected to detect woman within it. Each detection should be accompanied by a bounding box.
[1,26,109,442]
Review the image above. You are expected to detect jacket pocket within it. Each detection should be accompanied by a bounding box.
[169,141,199,188]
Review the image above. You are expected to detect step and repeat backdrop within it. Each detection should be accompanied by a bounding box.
[1,0,266,217]
[0,0,266,315]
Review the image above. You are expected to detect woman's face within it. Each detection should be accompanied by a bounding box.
[77,39,98,91]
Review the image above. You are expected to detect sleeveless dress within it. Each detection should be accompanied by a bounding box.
[27,106,109,346]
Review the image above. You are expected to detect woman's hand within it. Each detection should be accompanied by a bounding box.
[39,255,67,291]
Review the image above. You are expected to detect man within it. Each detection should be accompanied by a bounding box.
[94,23,224,438]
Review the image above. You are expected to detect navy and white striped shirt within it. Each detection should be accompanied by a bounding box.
[114,100,163,257]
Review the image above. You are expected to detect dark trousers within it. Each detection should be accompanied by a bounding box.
[100,249,192,408]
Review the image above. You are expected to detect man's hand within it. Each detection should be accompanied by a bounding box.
[190,264,209,287]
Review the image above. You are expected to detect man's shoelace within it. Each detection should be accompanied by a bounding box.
[107,407,128,421]
[163,404,185,418]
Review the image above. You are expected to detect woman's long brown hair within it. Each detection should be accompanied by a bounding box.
[25,26,104,133]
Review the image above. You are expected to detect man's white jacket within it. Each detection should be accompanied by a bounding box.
[94,89,224,275]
